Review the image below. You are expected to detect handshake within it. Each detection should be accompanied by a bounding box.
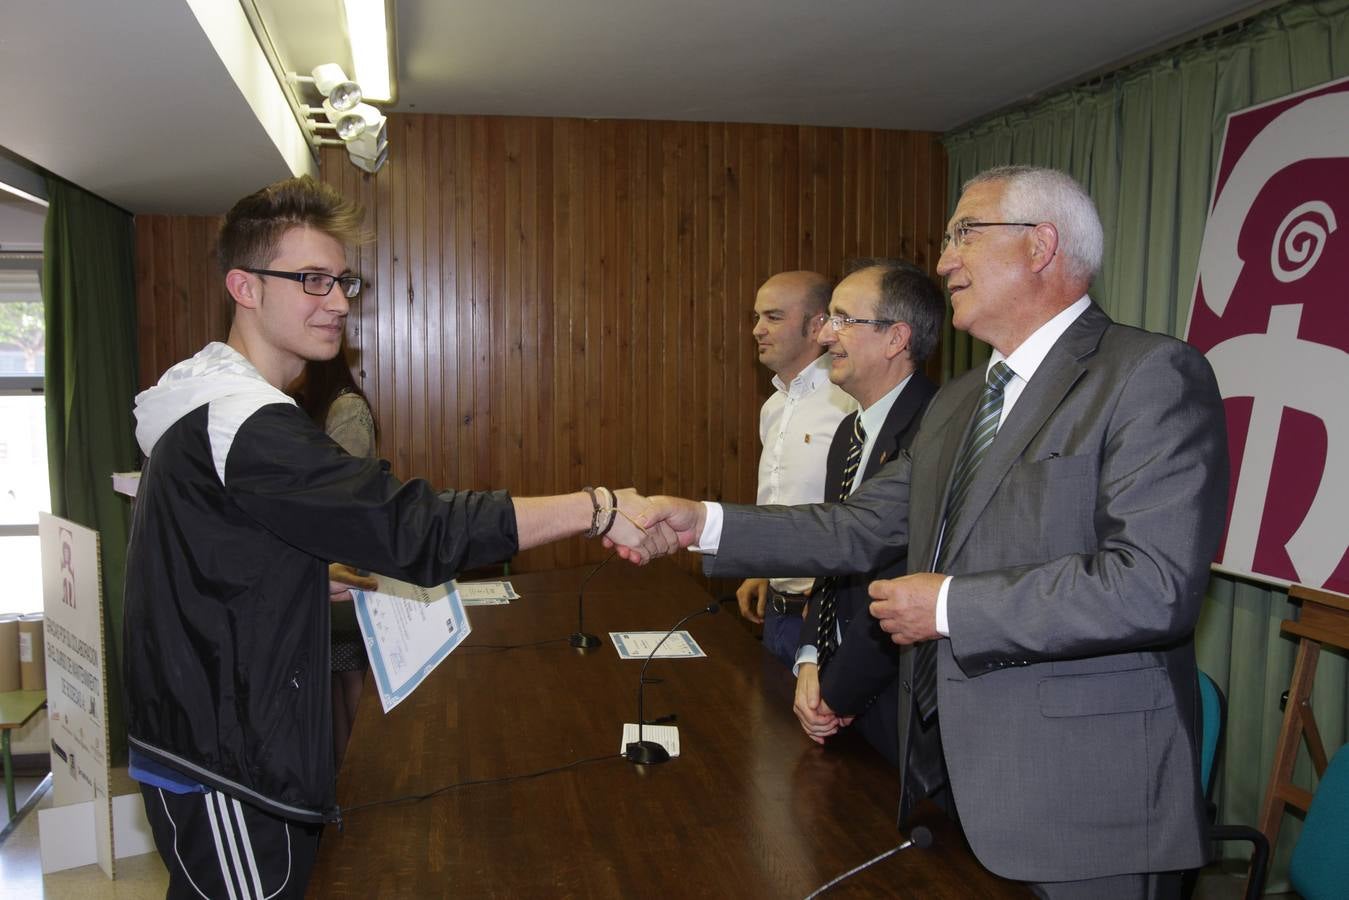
[599,490,708,565]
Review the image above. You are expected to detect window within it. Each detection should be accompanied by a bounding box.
[0,255,48,616]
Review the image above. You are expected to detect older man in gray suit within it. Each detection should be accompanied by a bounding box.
[625,166,1228,898]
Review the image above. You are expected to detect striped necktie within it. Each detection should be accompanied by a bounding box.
[913,361,1015,721]
[815,414,866,670]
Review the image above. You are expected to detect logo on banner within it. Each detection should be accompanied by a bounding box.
[1186,77,1349,595]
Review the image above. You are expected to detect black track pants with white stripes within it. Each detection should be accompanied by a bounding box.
[140,784,322,900]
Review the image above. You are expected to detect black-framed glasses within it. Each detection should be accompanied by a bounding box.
[940,221,1039,253]
[244,268,363,299]
[823,314,897,332]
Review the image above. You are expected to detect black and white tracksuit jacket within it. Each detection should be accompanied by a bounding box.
[124,342,518,823]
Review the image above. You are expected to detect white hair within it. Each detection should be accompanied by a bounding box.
[965,166,1104,282]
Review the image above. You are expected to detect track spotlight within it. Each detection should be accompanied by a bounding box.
[291,63,391,175]
[309,64,362,111]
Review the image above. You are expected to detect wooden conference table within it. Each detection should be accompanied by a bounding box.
[308,562,1023,898]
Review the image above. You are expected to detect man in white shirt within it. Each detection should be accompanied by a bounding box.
[737,271,853,665]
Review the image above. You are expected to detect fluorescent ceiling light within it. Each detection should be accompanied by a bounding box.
[0,181,49,208]
[344,0,393,104]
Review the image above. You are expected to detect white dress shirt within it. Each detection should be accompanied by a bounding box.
[757,353,854,594]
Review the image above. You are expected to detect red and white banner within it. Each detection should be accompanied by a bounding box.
[1186,76,1349,596]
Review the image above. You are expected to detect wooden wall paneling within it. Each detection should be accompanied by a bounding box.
[488,116,512,496]
[879,131,897,261]
[559,117,586,570]
[184,218,204,354]
[695,119,714,505]
[451,116,475,492]
[469,118,493,494]
[135,113,948,578]
[734,123,759,509]
[521,119,547,504]
[663,122,685,504]
[610,119,633,494]
[841,128,858,264]
[418,115,445,488]
[169,214,192,382]
[781,126,800,272]
[362,147,388,466]
[751,124,771,300]
[901,130,919,263]
[675,121,697,505]
[406,114,430,480]
[858,129,877,262]
[704,123,730,506]
[644,122,666,500]
[912,133,933,272]
[391,115,414,477]
[590,119,612,510]
[626,122,650,502]
[825,127,844,275]
[364,132,387,468]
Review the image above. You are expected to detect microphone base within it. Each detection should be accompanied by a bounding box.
[569,632,601,649]
[624,741,671,765]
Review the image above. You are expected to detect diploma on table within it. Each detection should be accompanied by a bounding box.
[352,577,472,713]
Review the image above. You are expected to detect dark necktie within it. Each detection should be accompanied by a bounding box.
[913,361,1015,722]
[815,414,866,670]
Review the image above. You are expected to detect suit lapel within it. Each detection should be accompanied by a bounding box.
[863,374,935,479]
[912,372,983,569]
[935,306,1111,568]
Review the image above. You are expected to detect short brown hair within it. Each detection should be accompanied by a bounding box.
[842,257,944,364]
[217,175,366,274]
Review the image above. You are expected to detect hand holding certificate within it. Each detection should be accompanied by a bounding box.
[352,576,473,712]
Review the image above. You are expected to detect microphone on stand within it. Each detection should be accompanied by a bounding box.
[624,600,720,765]
[803,826,933,898]
[569,551,615,649]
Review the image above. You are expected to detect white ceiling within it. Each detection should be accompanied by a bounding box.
[0,0,1269,218]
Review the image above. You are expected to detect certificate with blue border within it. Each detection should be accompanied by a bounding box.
[353,578,472,713]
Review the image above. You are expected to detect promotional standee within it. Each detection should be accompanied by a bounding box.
[37,513,153,877]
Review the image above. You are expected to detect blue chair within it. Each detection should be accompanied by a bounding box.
[1287,742,1349,900]
[1190,670,1268,899]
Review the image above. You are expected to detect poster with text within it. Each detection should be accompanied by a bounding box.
[39,513,114,877]
[1186,75,1349,596]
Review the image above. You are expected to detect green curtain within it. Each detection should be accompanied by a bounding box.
[942,0,1349,889]
[42,178,139,765]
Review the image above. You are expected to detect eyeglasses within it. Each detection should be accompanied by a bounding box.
[823,314,897,332]
[940,221,1039,253]
[244,268,363,299]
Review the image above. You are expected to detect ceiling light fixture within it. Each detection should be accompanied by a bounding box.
[343,0,395,104]
[290,63,390,175]
[290,64,362,112]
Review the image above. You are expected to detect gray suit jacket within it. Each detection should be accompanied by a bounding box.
[704,304,1228,881]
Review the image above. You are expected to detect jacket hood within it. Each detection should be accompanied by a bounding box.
[135,342,295,456]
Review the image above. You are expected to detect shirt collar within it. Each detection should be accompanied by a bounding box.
[772,352,834,397]
[989,295,1092,384]
[857,373,914,439]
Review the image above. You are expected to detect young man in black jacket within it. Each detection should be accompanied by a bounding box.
[124,176,666,898]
